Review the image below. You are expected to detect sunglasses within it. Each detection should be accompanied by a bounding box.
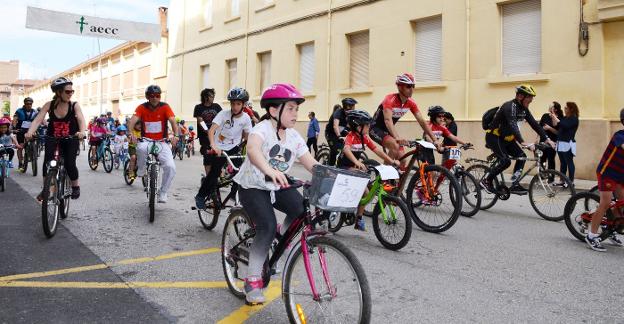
[64,90,75,95]
[148,93,161,99]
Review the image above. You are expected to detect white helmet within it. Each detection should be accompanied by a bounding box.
[51,77,72,92]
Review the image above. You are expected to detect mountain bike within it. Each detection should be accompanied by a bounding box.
[172,134,186,160]
[19,134,39,177]
[139,138,166,223]
[191,151,245,230]
[391,140,462,233]
[441,144,482,217]
[41,136,77,238]
[88,135,113,173]
[564,191,624,242]
[316,141,369,166]
[221,166,371,323]
[0,144,15,192]
[465,143,575,221]
[326,162,412,250]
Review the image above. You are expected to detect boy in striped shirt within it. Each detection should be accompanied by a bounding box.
[586,108,624,251]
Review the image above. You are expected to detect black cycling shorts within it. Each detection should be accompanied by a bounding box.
[369,125,391,145]
[16,130,26,144]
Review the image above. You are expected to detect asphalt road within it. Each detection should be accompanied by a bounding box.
[1,149,623,323]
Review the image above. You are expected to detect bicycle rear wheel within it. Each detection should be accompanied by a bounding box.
[458,171,481,217]
[59,171,71,219]
[21,149,29,174]
[199,191,220,230]
[221,209,254,298]
[529,169,575,222]
[283,236,371,324]
[406,164,462,233]
[324,211,343,233]
[42,168,60,238]
[103,148,114,173]
[465,164,499,210]
[372,194,412,250]
[148,166,157,223]
[317,151,330,166]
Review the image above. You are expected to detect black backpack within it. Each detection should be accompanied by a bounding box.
[481,107,499,130]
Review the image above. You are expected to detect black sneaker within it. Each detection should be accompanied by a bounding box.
[71,186,80,199]
[585,235,606,252]
[509,184,528,195]
[480,179,494,194]
[607,232,623,246]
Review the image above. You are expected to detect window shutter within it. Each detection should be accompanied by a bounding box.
[260,52,272,93]
[201,65,210,88]
[227,59,237,90]
[414,16,442,82]
[299,44,315,92]
[138,66,150,86]
[502,0,541,75]
[349,31,369,88]
[230,0,240,17]
[203,0,213,26]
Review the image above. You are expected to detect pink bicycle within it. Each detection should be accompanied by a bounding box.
[221,166,372,323]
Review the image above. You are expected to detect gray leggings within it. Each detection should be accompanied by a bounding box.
[239,187,305,278]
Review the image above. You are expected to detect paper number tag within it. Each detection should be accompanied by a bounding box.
[326,174,369,209]
[145,121,162,134]
[374,165,400,180]
[416,140,437,150]
[448,148,461,160]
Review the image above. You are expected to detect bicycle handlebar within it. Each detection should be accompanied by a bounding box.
[264,174,307,190]
[206,150,244,171]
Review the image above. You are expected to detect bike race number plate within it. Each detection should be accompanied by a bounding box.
[326,174,369,209]
[374,165,400,180]
[448,147,461,160]
[417,140,437,150]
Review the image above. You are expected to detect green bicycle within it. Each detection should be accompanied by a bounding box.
[326,160,412,251]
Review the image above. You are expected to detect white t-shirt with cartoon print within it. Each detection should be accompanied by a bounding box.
[212,110,252,151]
[234,120,308,191]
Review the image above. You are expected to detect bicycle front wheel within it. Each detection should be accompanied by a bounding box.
[21,149,29,174]
[88,147,98,170]
[372,195,412,250]
[465,164,499,210]
[283,236,371,324]
[529,169,575,222]
[59,171,71,219]
[563,192,601,242]
[30,144,38,177]
[198,192,220,230]
[458,171,481,217]
[406,164,462,233]
[123,160,135,185]
[148,166,157,223]
[42,168,60,238]
[0,163,5,192]
[103,148,114,173]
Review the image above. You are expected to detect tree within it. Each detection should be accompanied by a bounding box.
[1,101,9,115]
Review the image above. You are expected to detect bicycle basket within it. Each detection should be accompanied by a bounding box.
[308,164,369,213]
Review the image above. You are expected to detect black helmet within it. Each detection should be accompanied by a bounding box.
[346,110,373,129]
[145,85,162,95]
[51,77,72,92]
[227,87,249,102]
[24,97,33,104]
[341,97,358,107]
[443,111,454,121]
[427,105,446,118]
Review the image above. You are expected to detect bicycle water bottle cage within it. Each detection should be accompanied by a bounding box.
[149,144,161,155]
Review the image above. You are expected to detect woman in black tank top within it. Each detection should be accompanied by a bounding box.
[25,77,87,200]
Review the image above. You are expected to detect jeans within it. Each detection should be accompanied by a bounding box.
[558,150,575,182]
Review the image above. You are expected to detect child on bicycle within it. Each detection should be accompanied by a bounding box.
[113,125,129,160]
[0,117,20,167]
[337,110,398,231]
[188,125,196,153]
[89,117,109,158]
[127,121,142,179]
[233,83,318,305]
[423,106,469,164]
[585,108,624,252]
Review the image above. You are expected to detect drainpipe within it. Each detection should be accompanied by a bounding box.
[464,0,470,120]
[244,0,250,91]
[326,0,333,120]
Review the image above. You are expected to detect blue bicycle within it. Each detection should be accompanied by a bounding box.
[0,144,15,192]
[113,145,129,170]
[88,135,113,173]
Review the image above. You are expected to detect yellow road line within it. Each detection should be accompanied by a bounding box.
[0,247,220,282]
[0,281,229,289]
[217,283,282,324]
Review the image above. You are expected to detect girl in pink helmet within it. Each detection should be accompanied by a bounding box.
[232,83,319,304]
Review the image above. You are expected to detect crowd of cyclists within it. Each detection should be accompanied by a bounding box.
[2,71,624,312]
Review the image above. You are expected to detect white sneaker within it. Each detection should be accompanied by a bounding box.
[158,193,168,203]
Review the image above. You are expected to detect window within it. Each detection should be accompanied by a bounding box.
[502,0,541,75]
[123,70,133,90]
[226,59,238,91]
[203,0,213,26]
[111,74,120,92]
[102,78,109,94]
[298,43,315,92]
[259,52,272,93]
[91,81,98,97]
[138,66,151,86]
[348,31,369,88]
[199,64,211,89]
[414,16,442,82]
[123,48,134,59]
[229,0,240,17]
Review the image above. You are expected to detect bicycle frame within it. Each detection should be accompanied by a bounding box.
[395,142,443,202]
[359,173,397,223]
[582,199,624,227]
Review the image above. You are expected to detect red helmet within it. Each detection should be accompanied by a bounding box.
[395,73,415,86]
[0,117,10,126]
[260,83,305,109]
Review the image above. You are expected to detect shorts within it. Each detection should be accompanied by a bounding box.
[89,138,103,146]
[369,125,391,145]
[201,145,217,166]
[16,130,26,144]
[597,173,624,192]
[128,144,137,156]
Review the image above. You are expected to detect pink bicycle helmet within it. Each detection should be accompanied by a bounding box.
[0,117,10,126]
[260,83,305,139]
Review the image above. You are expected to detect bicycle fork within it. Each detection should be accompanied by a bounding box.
[300,228,336,301]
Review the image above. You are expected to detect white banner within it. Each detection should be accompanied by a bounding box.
[25,7,161,44]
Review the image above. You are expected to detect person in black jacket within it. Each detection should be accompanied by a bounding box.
[551,102,580,186]
[482,85,556,194]
[324,98,356,166]
[540,102,563,182]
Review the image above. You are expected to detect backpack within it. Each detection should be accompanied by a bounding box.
[481,107,499,130]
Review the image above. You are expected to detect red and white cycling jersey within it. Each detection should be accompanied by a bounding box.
[372,93,419,131]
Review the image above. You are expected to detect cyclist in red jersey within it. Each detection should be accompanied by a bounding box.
[369,73,439,169]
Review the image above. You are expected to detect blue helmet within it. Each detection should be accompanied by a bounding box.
[117,125,128,132]
[189,125,194,131]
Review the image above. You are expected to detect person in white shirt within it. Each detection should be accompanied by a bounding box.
[194,87,252,208]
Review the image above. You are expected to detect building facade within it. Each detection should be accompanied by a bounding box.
[26,7,170,121]
[167,0,624,179]
[0,60,19,114]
